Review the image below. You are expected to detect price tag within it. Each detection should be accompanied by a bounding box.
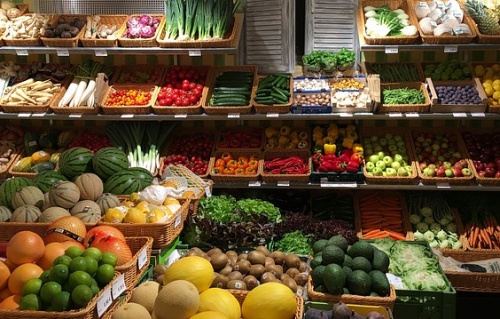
[174,113,187,118]
[248,181,261,187]
[405,113,420,118]
[174,213,182,228]
[112,274,126,299]
[205,185,212,197]
[277,181,290,187]
[471,112,485,117]
[388,113,403,117]
[320,181,337,187]
[356,112,373,116]
[137,248,148,269]
[28,141,37,147]
[15,49,28,56]
[452,112,467,117]
[166,249,181,266]
[337,182,358,188]
[386,274,405,289]
[94,49,108,57]
[436,182,451,189]
[69,113,83,118]
[266,113,279,118]
[31,112,45,117]
[56,49,70,56]
[385,46,398,54]
[97,287,113,317]
[228,113,240,118]
[17,112,31,117]
[188,50,201,57]
[120,114,134,118]
[339,113,353,117]
[444,46,458,53]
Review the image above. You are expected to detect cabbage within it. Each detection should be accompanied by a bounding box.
[127,26,141,38]
[127,17,139,29]
[139,25,156,38]
[152,17,161,28]
[139,14,153,26]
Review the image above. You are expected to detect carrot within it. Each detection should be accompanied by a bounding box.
[386,230,406,240]
[363,229,382,237]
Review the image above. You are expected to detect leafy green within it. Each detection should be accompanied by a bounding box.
[197,194,237,222]
[302,50,337,70]
[275,231,313,255]
[335,48,356,67]
[236,198,282,223]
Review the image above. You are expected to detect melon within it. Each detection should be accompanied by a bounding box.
[129,281,159,314]
[103,171,143,195]
[154,280,200,319]
[112,302,151,319]
[11,185,45,209]
[34,170,68,193]
[39,207,71,223]
[241,282,297,319]
[163,256,214,293]
[92,147,129,180]
[73,173,103,201]
[190,312,229,319]
[41,192,53,211]
[45,215,87,244]
[0,177,34,210]
[198,288,241,319]
[58,147,94,180]
[49,181,80,209]
[0,206,12,222]
[95,193,121,214]
[70,200,101,223]
[10,205,41,222]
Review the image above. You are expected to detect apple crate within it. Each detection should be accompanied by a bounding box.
[460,129,500,186]
[427,78,488,113]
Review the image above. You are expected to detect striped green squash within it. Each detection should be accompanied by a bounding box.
[103,171,143,195]
[0,177,35,210]
[92,147,129,180]
[34,170,68,193]
[58,147,94,180]
[126,167,154,189]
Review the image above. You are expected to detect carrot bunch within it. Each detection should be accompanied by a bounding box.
[465,215,500,249]
[358,191,407,240]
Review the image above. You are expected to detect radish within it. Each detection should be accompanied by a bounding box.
[77,79,96,106]
[59,78,79,106]
[69,78,88,107]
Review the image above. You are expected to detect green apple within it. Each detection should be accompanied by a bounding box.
[385,167,397,176]
[373,145,383,152]
[397,167,409,176]
[369,154,380,164]
[393,154,403,163]
[377,151,385,159]
[445,168,454,177]
[372,166,383,176]
[391,161,401,170]
[382,156,393,166]
[396,140,406,148]
[379,138,388,146]
[387,138,396,146]
[370,135,379,142]
[385,133,393,140]
[394,135,403,142]
[388,144,398,153]
[365,161,375,172]
[397,146,407,154]
[376,160,386,170]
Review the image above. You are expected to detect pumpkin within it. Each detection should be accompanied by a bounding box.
[48,181,80,209]
[95,193,120,214]
[70,200,101,223]
[11,186,45,209]
[198,288,241,319]
[0,206,12,222]
[39,207,71,223]
[163,256,214,293]
[10,205,42,222]
[73,173,103,201]
[241,282,297,319]
[30,150,51,164]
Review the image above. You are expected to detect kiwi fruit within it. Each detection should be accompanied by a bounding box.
[237,253,248,261]
[270,250,286,265]
[226,250,238,257]
[284,253,301,269]
[227,279,247,290]
[153,264,168,277]
[185,247,204,257]
[227,271,244,281]
[249,264,265,279]
[282,276,298,293]
[247,250,266,265]
[264,256,275,268]
[207,247,223,256]
[210,253,229,271]
[243,275,259,290]
[296,285,305,297]
[156,274,164,285]
[298,261,307,273]
[280,273,291,281]
[255,245,271,257]
[220,265,233,276]
[265,264,283,280]
[227,255,238,267]
[294,273,308,287]
[211,274,229,288]
[234,259,251,275]
[286,267,300,279]
[260,271,276,283]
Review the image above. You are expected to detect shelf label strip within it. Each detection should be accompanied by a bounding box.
[94,49,108,57]
[15,49,28,56]
[385,46,398,54]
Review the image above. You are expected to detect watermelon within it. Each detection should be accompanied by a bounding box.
[92,147,129,180]
[58,147,94,180]
[103,171,143,195]
[0,177,34,210]
[126,167,154,189]
[34,170,68,193]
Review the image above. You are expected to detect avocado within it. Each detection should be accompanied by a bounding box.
[369,269,391,296]
[347,240,374,261]
[321,245,345,266]
[314,284,328,293]
[322,263,345,295]
[310,255,323,268]
[342,254,352,268]
[311,264,326,286]
[313,239,329,254]
[347,270,372,296]
[327,234,349,252]
[342,266,353,281]
[372,247,390,273]
[350,256,372,273]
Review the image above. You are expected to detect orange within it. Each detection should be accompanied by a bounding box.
[0,261,10,291]
[37,242,67,270]
[2,259,17,273]
[0,294,21,310]
[6,231,45,266]
[8,263,44,296]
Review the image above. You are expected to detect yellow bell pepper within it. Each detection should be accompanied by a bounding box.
[342,137,355,149]
[265,127,279,139]
[352,143,364,154]
[345,124,357,132]
[323,136,336,145]
[324,143,336,154]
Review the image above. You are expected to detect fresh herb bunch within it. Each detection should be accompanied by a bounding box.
[236,198,282,223]
[197,194,237,222]
[275,230,313,255]
[302,50,337,70]
[335,48,356,68]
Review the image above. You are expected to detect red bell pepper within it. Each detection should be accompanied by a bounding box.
[351,152,364,164]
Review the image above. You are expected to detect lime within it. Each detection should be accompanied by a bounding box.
[95,264,115,287]
[90,278,100,296]
[71,284,93,308]
[51,291,73,312]
[100,252,118,267]
[40,270,51,284]
[65,246,84,259]
[22,278,43,296]
[83,256,98,277]
[69,256,88,273]
[19,294,43,311]
[49,264,70,285]
[68,270,93,291]
[82,247,102,262]
[53,255,72,267]
[40,281,62,305]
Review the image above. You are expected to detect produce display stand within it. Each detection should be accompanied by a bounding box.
[426,78,488,113]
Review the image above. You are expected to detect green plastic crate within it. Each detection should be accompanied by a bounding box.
[393,287,456,319]
[150,236,181,267]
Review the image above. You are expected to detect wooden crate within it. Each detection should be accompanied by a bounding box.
[427,78,488,113]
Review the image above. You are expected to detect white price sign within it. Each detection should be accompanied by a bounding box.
[277,181,290,187]
[266,113,279,118]
[97,287,113,317]
[17,112,31,118]
[385,46,398,54]
[388,113,403,117]
[188,50,201,57]
[112,274,126,299]
[120,114,134,118]
[452,112,467,118]
[444,46,458,53]
[94,49,108,57]
[174,213,182,228]
[174,113,187,118]
[227,113,240,118]
[167,249,181,266]
[137,248,148,269]
[386,273,405,289]
[248,181,261,187]
[15,49,28,56]
[57,49,70,56]
[69,113,83,118]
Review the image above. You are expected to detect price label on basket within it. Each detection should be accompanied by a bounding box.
[31,112,45,117]
[137,248,148,269]
[228,113,240,118]
[189,50,201,57]
[15,49,28,56]
[453,112,467,117]
[266,113,279,118]
[112,274,126,299]
[388,113,403,117]
[17,112,31,118]
[436,182,451,189]
[248,181,261,187]
[338,113,353,117]
[471,112,485,117]
[69,113,83,118]
[444,46,458,53]
[205,185,212,197]
[277,181,290,187]
[166,249,181,267]
[97,287,113,317]
[174,213,182,228]
[120,114,134,118]
[385,46,398,54]
[174,113,187,118]
[94,49,108,57]
[386,273,405,289]
[56,49,69,56]
[405,113,420,118]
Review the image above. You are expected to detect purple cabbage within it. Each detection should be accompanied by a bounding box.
[126,16,139,29]
[152,17,161,28]
[139,14,153,26]
[139,25,156,38]
[127,25,141,38]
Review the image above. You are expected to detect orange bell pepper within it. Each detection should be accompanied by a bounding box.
[237,160,249,169]
[245,166,257,175]
[223,167,235,175]
[235,168,246,175]
[238,155,249,163]
[221,152,233,163]
[247,160,259,169]
[215,158,226,168]
[226,159,238,169]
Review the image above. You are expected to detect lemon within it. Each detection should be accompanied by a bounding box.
[124,207,147,224]
[484,85,494,97]
[135,201,151,213]
[163,197,180,206]
[493,64,500,72]
[103,207,126,223]
[147,209,167,223]
[492,91,500,101]
[129,192,140,203]
[122,200,135,208]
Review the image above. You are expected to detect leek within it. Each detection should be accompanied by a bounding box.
[184,0,199,40]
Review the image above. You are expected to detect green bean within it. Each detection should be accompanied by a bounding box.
[382,87,425,105]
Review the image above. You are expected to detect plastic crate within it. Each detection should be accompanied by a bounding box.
[304,301,394,319]
[393,287,456,319]
[291,104,332,114]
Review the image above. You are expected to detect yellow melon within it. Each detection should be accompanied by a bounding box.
[163,256,213,293]
[111,302,151,319]
[198,288,241,319]
[154,280,199,319]
[129,281,159,314]
[190,311,229,319]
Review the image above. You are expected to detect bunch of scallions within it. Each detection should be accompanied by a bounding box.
[163,0,240,41]
[364,5,418,37]
[106,121,177,174]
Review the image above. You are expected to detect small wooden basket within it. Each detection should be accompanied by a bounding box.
[253,74,293,114]
[80,15,128,47]
[377,82,431,113]
[427,78,488,113]
[2,13,50,47]
[363,62,425,83]
[0,80,63,113]
[260,149,311,183]
[100,84,158,115]
[41,15,87,47]
[115,236,153,291]
[209,149,263,183]
[118,14,165,47]
[229,289,304,319]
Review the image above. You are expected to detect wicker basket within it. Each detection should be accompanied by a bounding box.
[101,288,132,319]
[97,198,189,249]
[202,65,258,115]
[2,14,50,47]
[118,14,165,47]
[354,190,414,241]
[465,13,500,44]
[40,15,87,47]
[358,0,421,45]
[359,128,419,185]
[209,149,263,183]
[80,15,128,47]
[228,289,304,319]
[307,276,397,310]
[215,126,265,151]
[115,236,153,291]
[8,153,38,179]
[110,64,166,86]
[0,81,63,113]
[0,150,19,180]
[100,84,158,115]
[427,78,488,113]
[460,129,500,186]
[377,82,431,113]
[253,74,293,114]
[260,149,311,183]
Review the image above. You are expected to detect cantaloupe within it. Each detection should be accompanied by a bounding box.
[111,302,151,319]
[39,207,71,223]
[11,186,44,209]
[10,205,41,222]
[129,281,159,314]
[70,200,102,223]
[153,280,199,319]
